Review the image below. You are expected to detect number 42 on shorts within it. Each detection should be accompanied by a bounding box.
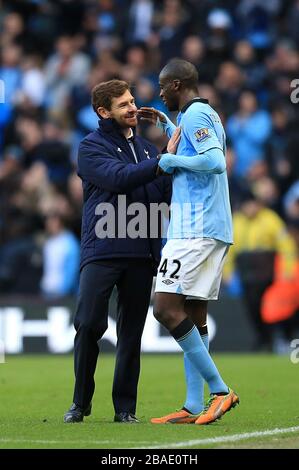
[159,258,181,279]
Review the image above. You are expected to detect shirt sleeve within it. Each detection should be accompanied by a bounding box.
[158,147,226,174]
[156,112,176,139]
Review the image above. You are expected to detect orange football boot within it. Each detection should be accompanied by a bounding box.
[151,409,199,424]
[195,388,239,425]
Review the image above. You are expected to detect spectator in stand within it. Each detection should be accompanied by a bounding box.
[41,212,80,298]
[266,39,299,106]
[223,190,295,350]
[206,8,233,71]
[236,0,281,51]
[17,54,46,108]
[266,105,294,196]
[283,181,299,219]
[0,43,22,148]
[0,209,42,294]
[227,89,272,179]
[0,145,23,182]
[70,63,107,138]
[252,176,282,216]
[126,0,154,45]
[158,0,190,65]
[233,40,267,94]
[214,62,244,116]
[287,0,299,47]
[44,35,90,114]
[15,115,72,187]
[181,36,214,84]
[135,77,166,112]
[0,12,25,48]
[261,217,299,353]
[0,43,23,104]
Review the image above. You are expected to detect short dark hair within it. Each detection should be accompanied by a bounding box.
[91,80,130,114]
[160,58,198,91]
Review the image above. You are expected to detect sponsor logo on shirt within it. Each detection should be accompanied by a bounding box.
[162,279,174,285]
[194,128,210,142]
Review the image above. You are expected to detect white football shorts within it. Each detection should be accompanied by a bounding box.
[155,238,229,300]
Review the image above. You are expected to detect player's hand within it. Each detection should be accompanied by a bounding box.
[167,127,181,154]
[156,154,173,176]
[137,107,167,125]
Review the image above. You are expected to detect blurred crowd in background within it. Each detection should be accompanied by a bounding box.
[1,0,299,351]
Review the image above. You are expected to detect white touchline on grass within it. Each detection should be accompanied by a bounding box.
[136,425,299,449]
[1,426,299,448]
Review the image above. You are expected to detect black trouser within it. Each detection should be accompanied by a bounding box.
[73,258,153,414]
[242,281,272,347]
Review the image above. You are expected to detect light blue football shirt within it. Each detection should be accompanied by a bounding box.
[158,98,233,244]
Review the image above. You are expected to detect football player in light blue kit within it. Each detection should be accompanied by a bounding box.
[138,59,239,425]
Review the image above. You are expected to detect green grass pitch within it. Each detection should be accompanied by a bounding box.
[0,354,299,449]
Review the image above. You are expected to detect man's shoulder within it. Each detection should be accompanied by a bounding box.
[183,102,212,123]
[184,103,224,133]
[79,129,111,150]
[81,129,100,143]
[187,101,211,113]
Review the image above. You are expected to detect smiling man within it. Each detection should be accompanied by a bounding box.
[63,80,171,424]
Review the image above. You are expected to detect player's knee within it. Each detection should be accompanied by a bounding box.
[153,306,172,326]
[76,320,108,341]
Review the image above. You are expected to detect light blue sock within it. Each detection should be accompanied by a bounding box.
[183,333,209,414]
[177,326,228,395]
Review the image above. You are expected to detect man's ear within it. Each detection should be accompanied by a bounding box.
[97,107,111,119]
[173,79,181,91]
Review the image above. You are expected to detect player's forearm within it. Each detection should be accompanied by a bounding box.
[156,113,176,138]
[159,147,226,174]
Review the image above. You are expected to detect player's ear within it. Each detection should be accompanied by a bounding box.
[97,107,111,119]
[173,79,181,91]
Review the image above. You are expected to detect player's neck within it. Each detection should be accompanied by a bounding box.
[178,91,199,112]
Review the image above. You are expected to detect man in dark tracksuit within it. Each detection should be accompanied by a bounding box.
[64,80,171,423]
